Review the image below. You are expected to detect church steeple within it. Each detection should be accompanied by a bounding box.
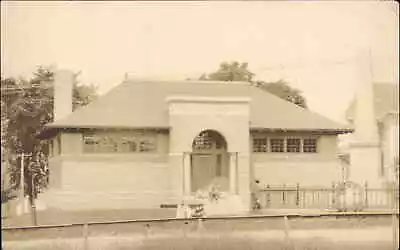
[353,49,379,144]
[349,49,382,187]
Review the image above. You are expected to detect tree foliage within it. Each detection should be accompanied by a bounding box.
[254,80,307,109]
[201,61,307,108]
[1,66,97,203]
[205,61,255,82]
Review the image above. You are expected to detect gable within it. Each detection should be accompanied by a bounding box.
[45,80,351,133]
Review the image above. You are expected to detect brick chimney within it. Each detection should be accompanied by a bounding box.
[53,69,74,121]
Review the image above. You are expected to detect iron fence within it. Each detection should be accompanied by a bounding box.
[257,182,399,211]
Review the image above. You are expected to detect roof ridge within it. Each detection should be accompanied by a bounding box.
[123,79,252,86]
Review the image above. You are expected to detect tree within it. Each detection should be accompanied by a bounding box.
[1,66,98,204]
[255,80,307,109]
[203,61,255,82]
[201,61,307,108]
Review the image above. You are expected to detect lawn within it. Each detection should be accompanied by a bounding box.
[2,208,177,227]
[4,231,394,250]
[3,209,397,250]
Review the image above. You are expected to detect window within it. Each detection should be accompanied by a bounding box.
[121,137,137,152]
[83,134,100,153]
[83,132,157,153]
[193,131,214,150]
[286,138,301,153]
[98,136,118,153]
[270,138,284,153]
[138,139,156,152]
[253,138,268,152]
[303,138,317,153]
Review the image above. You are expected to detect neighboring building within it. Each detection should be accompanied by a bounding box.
[343,83,399,187]
[38,70,352,213]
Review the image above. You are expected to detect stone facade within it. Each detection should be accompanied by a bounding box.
[252,133,341,186]
[41,128,342,212]
[38,75,349,213]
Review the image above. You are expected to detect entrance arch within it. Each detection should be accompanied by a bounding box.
[191,130,229,193]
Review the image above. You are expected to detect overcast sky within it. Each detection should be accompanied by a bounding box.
[1,1,398,123]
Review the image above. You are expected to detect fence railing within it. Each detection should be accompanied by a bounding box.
[257,182,399,211]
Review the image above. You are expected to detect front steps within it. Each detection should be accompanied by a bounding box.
[183,193,248,217]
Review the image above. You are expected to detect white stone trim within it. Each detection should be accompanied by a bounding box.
[166,96,251,104]
[349,141,380,148]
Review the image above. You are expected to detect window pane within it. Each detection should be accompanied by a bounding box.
[121,137,137,152]
[253,138,268,152]
[98,136,116,153]
[270,138,284,153]
[287,138,301,153]
[83,134,99,153]
[193,131,214,150]
[303,138,317,153]
[139,139,156,152]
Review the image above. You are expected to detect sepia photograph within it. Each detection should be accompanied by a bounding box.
[1,1,399,249]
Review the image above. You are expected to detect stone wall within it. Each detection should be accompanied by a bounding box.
[251,133,341,186]
[43,127,342,210]
[43,130,171,210]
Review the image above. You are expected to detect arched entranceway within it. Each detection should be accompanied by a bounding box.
[191,130,229,193]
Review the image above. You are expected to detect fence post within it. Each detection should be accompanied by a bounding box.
[283,216,295,249]
[197,218,205,233]
[82,223,89,250]
[387,183,392,207]
[145,223,152,238]
[331,182,336,208]
[364,182,369,209]
[343,182,348,212]
[266,185,271,208]
[296,183,300,208]
[282,184,286,206]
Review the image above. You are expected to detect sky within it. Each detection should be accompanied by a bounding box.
[1,1,398,123]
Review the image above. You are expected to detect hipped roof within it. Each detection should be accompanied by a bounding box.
[45,80,352,133]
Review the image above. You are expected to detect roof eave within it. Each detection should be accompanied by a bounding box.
[249,127,354,134]
[45,124,170,130]
[37,124,170,140]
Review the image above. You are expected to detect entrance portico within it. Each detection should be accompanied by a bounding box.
[167,96,251,209]
[182,130,238,195]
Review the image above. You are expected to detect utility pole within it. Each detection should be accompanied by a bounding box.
[17,153,25,216]
[31,173,38,226]
[17,152,32,216]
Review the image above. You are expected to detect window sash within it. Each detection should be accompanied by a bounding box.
[253,137,268,152]
[286,138,301,153]
[83,132,157,154]
[303,138,317,153]
[252,136,318,154]
[270,138,285,153]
